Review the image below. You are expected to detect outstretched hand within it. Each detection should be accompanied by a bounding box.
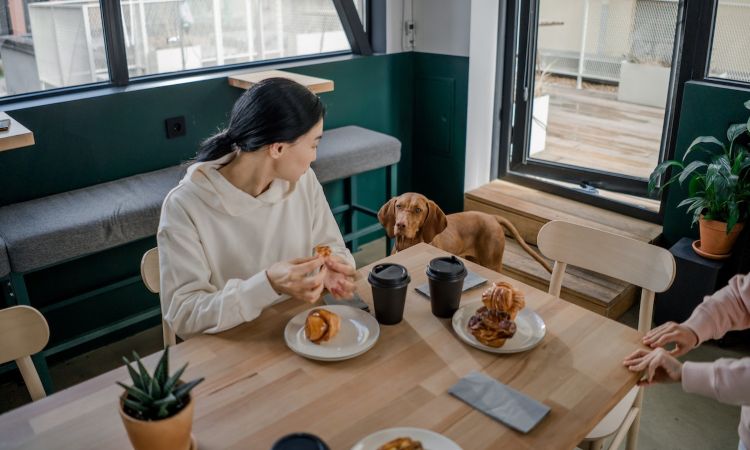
[623,347,683,386]
[642,321,699,357]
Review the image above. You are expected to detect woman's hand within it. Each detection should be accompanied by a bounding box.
[323,256,357,299]
[266,256,327,303]
[642,321,699,357]
[623,348,683,386]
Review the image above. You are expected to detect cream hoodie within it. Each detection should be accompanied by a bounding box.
[157,153,354,339]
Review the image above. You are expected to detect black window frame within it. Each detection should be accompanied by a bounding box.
[495,0,746,223]
[0,0,371,106]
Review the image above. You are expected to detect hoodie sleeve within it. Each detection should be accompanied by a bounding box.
[684,273,750,344]
[157,195,283,339]
[309,172,356,268]
[682,358,750,406]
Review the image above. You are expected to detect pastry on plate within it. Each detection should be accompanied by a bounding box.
[377,437,424,450]
[481,281,525,320]
[304,309,341,344]
[467,307,517,347]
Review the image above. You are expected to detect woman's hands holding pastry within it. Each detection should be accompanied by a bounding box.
[323,255,357,299]
[266,255,327,303]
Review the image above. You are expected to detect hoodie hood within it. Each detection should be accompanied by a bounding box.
[179,153,297,216]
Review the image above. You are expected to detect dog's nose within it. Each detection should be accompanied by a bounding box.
[396,222,406,230]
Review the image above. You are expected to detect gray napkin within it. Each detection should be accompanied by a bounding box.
[322,292,370,312]
[415,271,488,298]
[449,372,550,433]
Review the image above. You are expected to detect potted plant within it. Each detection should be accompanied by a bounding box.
[650,100,750,258]
[118,346,204,450]
[618,54,671,108]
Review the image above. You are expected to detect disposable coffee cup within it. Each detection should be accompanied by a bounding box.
[271,433,330,450]
[426,256,468,318]
[368,263,411,325]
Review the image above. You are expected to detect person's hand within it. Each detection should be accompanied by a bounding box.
[623,348,683,386]
[322,255,357,299]
[642,321,699,357]
[266,256,327,303]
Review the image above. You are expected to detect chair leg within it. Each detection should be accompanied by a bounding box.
[31,352,54,395]
[589,438,605,450]
[350,176,359,253]
[625,410,641,450]
[384,164,397,256]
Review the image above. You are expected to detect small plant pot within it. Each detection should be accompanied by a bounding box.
[119,392,195,450]
[698,216,745,256]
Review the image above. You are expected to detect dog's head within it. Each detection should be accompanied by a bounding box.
[377,193,448,245]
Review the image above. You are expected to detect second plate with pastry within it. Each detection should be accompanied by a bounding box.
[451,302,546,354]
[285,305,380,361]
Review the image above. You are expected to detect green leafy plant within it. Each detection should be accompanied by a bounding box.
[649,100,750,233]
[118,346,204,421]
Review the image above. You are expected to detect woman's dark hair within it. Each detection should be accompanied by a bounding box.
[196,77,326,162]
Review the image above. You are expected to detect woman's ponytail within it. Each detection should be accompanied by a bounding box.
[196,129,234,162]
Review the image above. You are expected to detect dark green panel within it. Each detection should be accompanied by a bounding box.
[411,52,469,213]
[663,81,750,244]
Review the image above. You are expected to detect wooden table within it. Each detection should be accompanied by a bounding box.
[0,243,642,450]
[228,69,334,93]
[0,112,34,152]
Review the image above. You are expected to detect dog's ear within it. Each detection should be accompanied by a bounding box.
[378,197,398,238]
[421,200,448,243]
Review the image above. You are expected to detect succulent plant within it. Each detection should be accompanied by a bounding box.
[118,346,204,421]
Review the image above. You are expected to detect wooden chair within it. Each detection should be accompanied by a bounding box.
[537,220,676,450]
[0,306,50,401]
[140,248,177,348]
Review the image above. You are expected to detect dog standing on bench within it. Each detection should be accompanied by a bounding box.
[378,192,552,273]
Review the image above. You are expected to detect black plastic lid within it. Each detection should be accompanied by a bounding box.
[368,263,411,288]
[271,433,330,450]
[426,256,467,281]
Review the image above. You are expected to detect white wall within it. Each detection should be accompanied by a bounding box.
[464,0,499,191]
[413,0,471,57]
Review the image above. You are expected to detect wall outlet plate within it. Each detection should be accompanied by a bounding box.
[165,116,186,139]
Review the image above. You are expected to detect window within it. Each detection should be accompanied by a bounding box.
[708,0,750,83]
[0,0,367,99]
[0,0,109,97]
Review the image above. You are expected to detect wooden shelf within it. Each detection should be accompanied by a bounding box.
[228,69,334,93]
[0,112,34,152]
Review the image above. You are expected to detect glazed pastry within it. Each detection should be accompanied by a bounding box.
[377,437,424,450]
[468,307,517,347]
[304,309,341,344]
[481,281,525,320]
[314,244,332,258]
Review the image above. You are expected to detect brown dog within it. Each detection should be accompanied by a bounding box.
[378,193,552,273]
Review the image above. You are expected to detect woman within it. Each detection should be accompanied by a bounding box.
[624,273,750,450]
[158,78,357,338]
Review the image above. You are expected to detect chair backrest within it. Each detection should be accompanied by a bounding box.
[140,248,176,347]
[537,220,676,333]
[0,306,50,400]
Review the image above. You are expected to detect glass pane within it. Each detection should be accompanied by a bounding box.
[121,0,351,78]
[0,0,109,98]
[530,0,677,180]
[708,0,750,83]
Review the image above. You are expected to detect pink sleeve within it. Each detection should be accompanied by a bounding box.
[683,273,750,343]
[682,358,750,406]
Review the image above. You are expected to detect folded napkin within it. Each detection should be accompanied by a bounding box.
[415,271,488,298]
[322,292,370,312]
[449,372,550,433]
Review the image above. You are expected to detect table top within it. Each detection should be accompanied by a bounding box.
[0,112,34,152]
[0,243,642,450]
[228,69,334,94]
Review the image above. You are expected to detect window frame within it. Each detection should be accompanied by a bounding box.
[0,0,371,106]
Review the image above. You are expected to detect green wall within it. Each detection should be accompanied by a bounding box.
[0,52,469,358]
[663,81,750,245]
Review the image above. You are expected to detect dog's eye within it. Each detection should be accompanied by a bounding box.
[415,208,422,214]
[395,204,402,210]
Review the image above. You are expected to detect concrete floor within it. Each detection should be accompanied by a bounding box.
[0,237,746,449]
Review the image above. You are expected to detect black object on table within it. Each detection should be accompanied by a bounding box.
[654,237,725,326]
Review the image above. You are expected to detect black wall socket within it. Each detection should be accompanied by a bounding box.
[165,116,187,139]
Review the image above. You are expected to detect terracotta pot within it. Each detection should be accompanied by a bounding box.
[698,216,745,256]
[119,393,194,450]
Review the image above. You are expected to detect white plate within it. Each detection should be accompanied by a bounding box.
[284,305,379,361]
[452,303,546,354]
[351,427,462,450]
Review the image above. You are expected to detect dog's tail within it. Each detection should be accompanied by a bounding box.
[493,215,553,273]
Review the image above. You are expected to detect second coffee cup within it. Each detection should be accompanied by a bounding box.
[426,256,467,318]
[368,263,411,325]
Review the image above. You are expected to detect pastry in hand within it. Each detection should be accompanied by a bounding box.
[377,437,424,450]
[468,307,517,347]
[304,309,341,344]
[314,244,332,258]
[481,281,525,320]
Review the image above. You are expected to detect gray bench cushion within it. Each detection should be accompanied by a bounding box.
[0,237,9,278]
[312,126,401,184]
[0,165,185,273]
